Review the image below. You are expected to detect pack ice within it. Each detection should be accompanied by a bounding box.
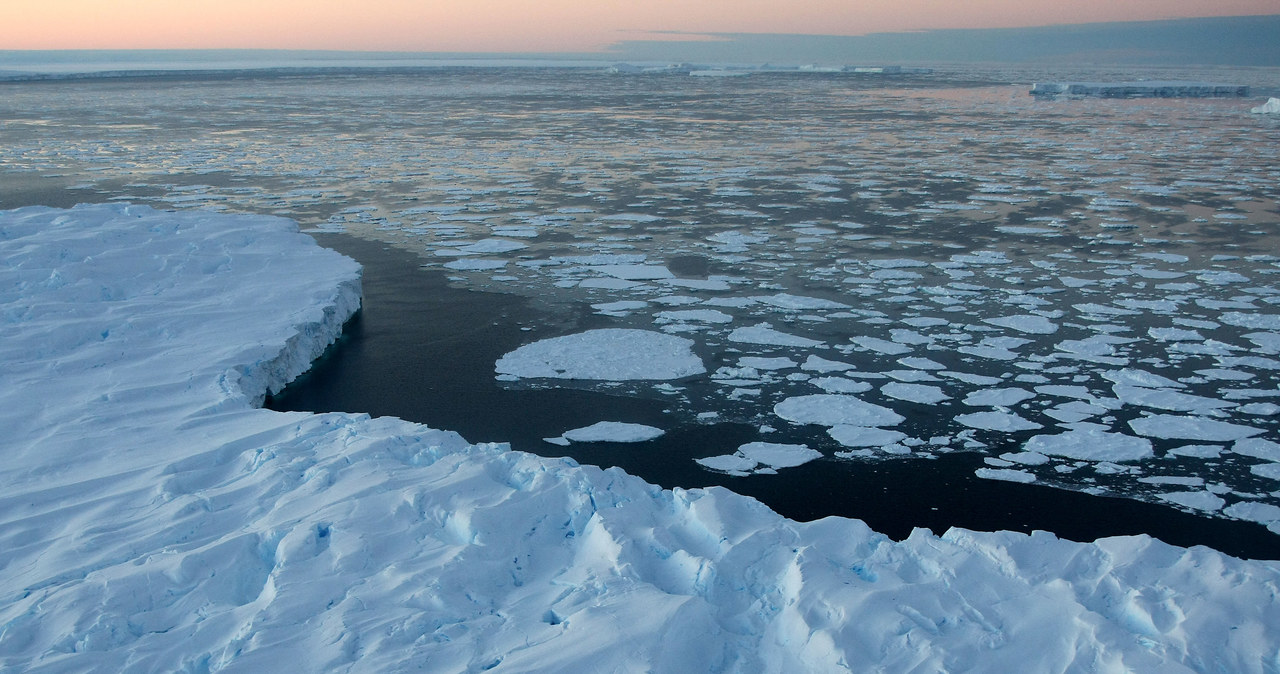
[3,205,1279,672]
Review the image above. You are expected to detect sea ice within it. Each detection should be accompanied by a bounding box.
[984,315,1059,334]
[1103,368,1186,389]
[881,382,949,404]
[975,468,1037,483]
[774,394,905,427]
[562,421,665,443]
[1220,311,1280,330]
[850,336,912,355]
[1111,384,1236,413]
[696,441,822,475]
[591,263,674,280]
[801,355,856,372]
[495,329,705,380]
[1158,491,1226,512]
[738,356,797,370]
[1128,414,1264,441]
[827,426,909,447]
[963,388,1035,407]
[1025,427,1154,462]
[437,237,528,256]
[1223,502,1280,526]
[655,309,734,324]
[1232,437,1280,462]
[955,411,1043,432]
[728,323,825,348]
[738,441,824,468]
[812,377,874,393]
[750,293,850,310]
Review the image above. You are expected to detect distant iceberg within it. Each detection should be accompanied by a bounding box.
[1031,81,1250,98]
[1252,97,1280,114]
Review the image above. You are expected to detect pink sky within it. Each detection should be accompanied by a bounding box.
[2,0,1275,51]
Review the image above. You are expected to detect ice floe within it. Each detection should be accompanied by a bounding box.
[560,421,665,443]
[495,329,704,380]
[1128,414,1264,442]
[955,411,1043,432]
[1025,427,1154,462]
[774,394,905,427]
[696,441,823,475]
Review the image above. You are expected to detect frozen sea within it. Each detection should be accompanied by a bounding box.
[5,61,1280,671]
[3,63,1280,555]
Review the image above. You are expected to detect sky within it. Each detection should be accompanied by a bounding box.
[2,0,1277,52]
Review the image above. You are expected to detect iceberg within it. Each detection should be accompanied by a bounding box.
[1251,97,1280,114]
[4,205,1280,672]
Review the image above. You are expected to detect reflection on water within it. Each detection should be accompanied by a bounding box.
[2,67,1279,548]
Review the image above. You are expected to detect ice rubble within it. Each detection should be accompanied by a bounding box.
[4,205,1280,672]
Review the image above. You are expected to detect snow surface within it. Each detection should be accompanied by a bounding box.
[5,205,1280,672]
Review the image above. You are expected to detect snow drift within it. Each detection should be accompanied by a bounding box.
[2,204,1279,672]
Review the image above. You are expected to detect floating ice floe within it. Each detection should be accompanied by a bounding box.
[1232,437,1280,462]
[728,323,826,348]
[1158,491,1227,512]
[495,328,705,380]
[955,411,1042,432]
[984,314,1059,334]
[975,468,1037,483]
[560,421,665,443]
[827,425,908,448]
[881,382,949,404]
[696,441,823,475]
[1252,97,1280,114]
[1128,414,1264,442]
[1111,384,1236,413]
[963,388,1035,407]
[774,394,905,427]
[1024,426,1154,462]
[436,237,528,256]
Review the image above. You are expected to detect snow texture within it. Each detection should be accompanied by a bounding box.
[4,205,1280,673]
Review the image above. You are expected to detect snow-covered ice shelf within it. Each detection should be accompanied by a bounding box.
[4,204,1280,671]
